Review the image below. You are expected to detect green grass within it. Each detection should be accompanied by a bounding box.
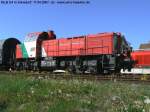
[0,73,150,112]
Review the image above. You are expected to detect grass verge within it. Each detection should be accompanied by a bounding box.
[0,73,150,112]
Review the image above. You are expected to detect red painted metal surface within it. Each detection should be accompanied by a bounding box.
[71,36,85,56]
[86,33,113,55]
[42,40,58,57]
[42,33,115,57]
[131,50,150,67]
[58,38,72,56]
[16,45,23,59]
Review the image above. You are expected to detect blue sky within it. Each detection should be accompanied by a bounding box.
[0,0,150,49]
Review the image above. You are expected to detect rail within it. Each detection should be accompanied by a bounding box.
[1,71,150,83]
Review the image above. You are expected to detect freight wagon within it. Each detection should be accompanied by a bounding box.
[16,30,132,74]
[0,38,20,70]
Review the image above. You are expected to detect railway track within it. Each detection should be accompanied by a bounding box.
[36,74,150,83]
[1,71,150,83]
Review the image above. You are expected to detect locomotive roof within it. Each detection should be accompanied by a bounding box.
[58,32,121,39]
[84,32,117,38]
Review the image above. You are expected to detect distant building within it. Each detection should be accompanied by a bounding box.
[139,43,150,49]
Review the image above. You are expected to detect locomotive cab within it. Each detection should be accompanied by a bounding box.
[15,30,56,71]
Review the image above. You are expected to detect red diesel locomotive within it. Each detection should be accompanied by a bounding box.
[15,30,132,74]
